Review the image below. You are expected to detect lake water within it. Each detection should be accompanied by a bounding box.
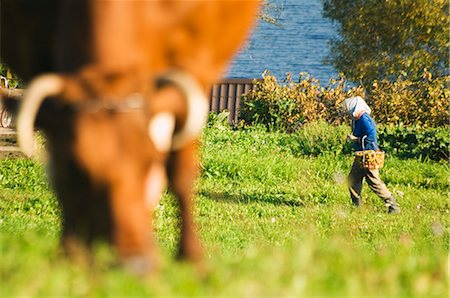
[226,0,339,84]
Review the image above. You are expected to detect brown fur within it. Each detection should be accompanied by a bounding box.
[1,0,260,274]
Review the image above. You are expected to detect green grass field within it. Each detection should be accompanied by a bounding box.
[1,122,448,297]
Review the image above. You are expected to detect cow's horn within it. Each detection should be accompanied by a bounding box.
[148,112,176,153]
[17,74,64,157]
[157,71,209,150]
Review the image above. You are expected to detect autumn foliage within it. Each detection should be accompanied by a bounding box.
[241,71,449,130]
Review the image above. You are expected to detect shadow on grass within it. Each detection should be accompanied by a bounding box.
[199,190,305,207]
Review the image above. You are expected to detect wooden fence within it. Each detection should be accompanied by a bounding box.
[208,78,258,124]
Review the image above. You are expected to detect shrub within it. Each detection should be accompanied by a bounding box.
[240,72,366,132]
[239,73,302,132]
[240,71,449,130]
[378,124,449,161]
[367,71,449,127]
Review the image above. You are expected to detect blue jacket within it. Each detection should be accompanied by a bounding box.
[352,113,379,151]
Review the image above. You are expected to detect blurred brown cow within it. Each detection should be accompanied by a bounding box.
[1,0,260,274]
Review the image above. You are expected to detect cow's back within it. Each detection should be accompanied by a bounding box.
[2,0,259,87]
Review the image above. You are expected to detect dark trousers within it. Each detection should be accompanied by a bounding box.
[348,159,392,206]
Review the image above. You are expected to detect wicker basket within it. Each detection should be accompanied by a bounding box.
[355,150,385,170]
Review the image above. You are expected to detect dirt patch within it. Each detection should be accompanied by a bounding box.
[0,128,24,159]
[0,151,23,159]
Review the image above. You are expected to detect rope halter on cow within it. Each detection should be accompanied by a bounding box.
[16,71,209,157]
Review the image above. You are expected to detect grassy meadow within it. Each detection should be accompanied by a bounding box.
[0,120,448,297]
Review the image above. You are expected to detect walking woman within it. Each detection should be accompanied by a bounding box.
[344,96,400,214]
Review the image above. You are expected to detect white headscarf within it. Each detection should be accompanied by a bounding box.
[343,96,371,119]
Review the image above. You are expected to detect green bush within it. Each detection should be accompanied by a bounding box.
[378,124,449,161]
[239,73,302,132]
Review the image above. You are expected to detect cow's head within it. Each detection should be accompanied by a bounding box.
[16,69,210,272]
